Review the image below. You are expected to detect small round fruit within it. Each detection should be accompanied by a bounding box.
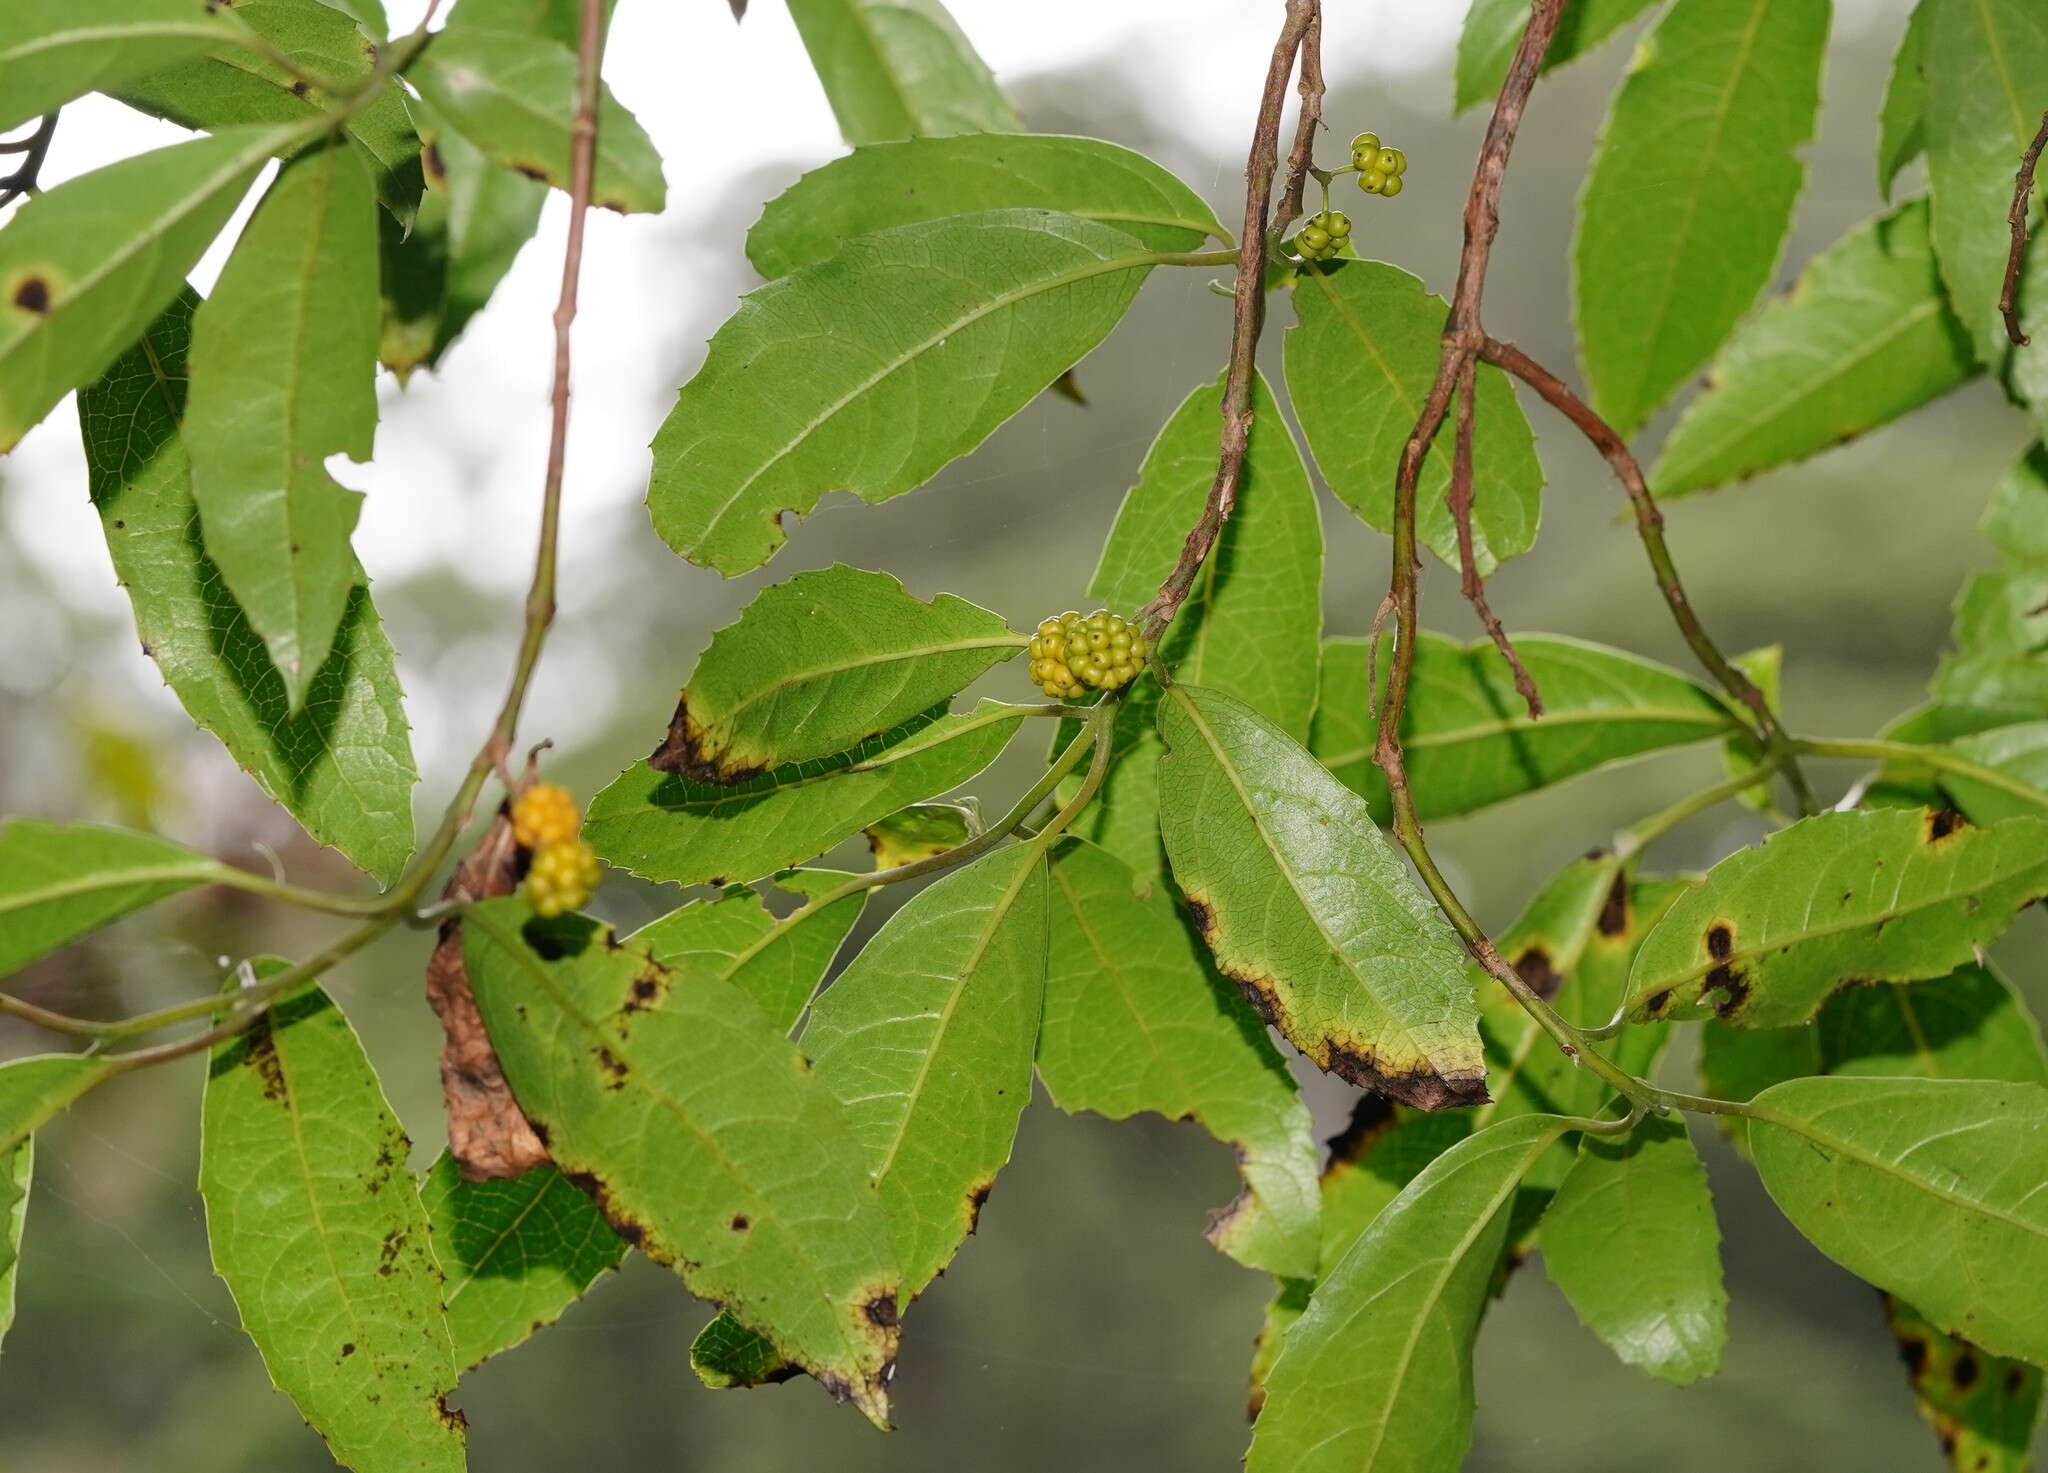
[1027,609,1148,698]
[1323,211,1352,239]
[1360,168,1387,194]
[510,782,580,850]
[1374,148,1401,176]
[523,838,602,917]
[1302,226,1330,249]
[1381,174,1404,198]
[1351,131,1380,156]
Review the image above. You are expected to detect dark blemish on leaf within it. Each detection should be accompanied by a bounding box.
[1940,1429,1958,1458]
[564,1168,649,1250]
[591,1044,628,1090]
[513,164,548,183]
[1323,1041,1488,1112]
[422,141,446,186]
[622,964,666,1013]
[238,1015,289,1103]
[1704,965,1749,1019]
[341,1342,356,1357]
[12,276,50,314]
[728,1214,749,1232]
[1183,895,1217,940]
[861,1293,900,1331]
[1512,947,1561,1002]
[1706,923,1734,960]
[1323,1094,1396,1169]
[2006,1365,2028,1396]
[290,79,311,96]
[435,1395,467,1432]
[1927,808,1967,842]
[1643,989,1674,1018]
[646,694,769,785]
[1597,872,1629,936]
[1842,891,1854,904]
[139,641,153,657]
[1897,1334,1929,1377]
[111,520,124,530]
[1953,1349,1980,1391]
[817,1372,855,1405]
[965,1177,994,1233]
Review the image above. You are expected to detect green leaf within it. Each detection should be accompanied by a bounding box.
[0,1055,114,1157]
[187,141,379,710]
[628,869,866,1033]
[1039,838,1319,1278]
[0,124,292,451]
[1573,0,1829,434]
[1311,632,1738,825]
[1287,260,1542,573]
[410,28,665,214]
[1983,443,2048,566]
[1625,808,2048,1028]
[110,0,424,226]
[1247,1276,1312,1421]
[419,1153,625,1373]
[663,566,1020,782]
[647,209,1154,575]
[1883,1294,2044,1473]
[690,1311,795,1390]
[1719,646,1782,814]
[1453,0,1659,112]
[1155,683,1486,1111]
[585,700,1025,889]
[0,0,245,134]
[0,1137,30,1355]
[862,803,974,870]
[463,901,901,1425]
[80,289,418,887]
[0,820,229,977]
[1878,1,1932,198]
[1698,1018,1819,1109]
[746,133,1221,279]
[1748,1075,2048,1367]
[1070,369,1323,879]
[1935,723,2048,824]
[1819,962,2047,1087]
[201,982,464,1473]
[784,0,1018,145]
[1541,1116,1728,1386]
[1933,568,2048,714]
[447,0,618,48]
[1922,0,2048,388]
[1316,1106,1477,1276]
[1247,1114,1572,1473]
[1651,199,1977,499]
[802,844,1047,1295]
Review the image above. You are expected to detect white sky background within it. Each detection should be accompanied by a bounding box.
[1,0,1908,799]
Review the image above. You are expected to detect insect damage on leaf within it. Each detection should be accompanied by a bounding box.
[647,694,767,785]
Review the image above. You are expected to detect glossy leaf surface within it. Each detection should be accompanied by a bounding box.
[0,820,226,977]
[784,0,1018,144]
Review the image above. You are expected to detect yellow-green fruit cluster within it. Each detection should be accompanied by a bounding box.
[1291,209,1352,261]
[1028,610,1147,699]
[524,837,602,918]
[511,782,603,916]
[1350,132,1408,197]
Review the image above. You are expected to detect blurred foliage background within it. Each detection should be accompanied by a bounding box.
[0,1,2042,1468]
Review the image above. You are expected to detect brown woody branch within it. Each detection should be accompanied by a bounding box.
[1449,355,1540,712]
[1478,334,1817,814]
[1139,0,1318,641]
[0,113,57,210]
[2001,109,2048,347]
[1275,3,1326,239]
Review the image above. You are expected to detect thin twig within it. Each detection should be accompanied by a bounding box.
[1274,3,1326,239]
[1137,0,1316,642]
[1449,355,1541,713]
[2001,109,2048,346]
[0,114,57,210]
[1478,333,1817,814]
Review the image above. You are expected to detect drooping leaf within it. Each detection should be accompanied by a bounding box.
[0,820,229,978]
[647,210,1154,575]
[1312,632,1738,826]
[1573,0,1830,434]
[0,1055,115,1157]
[1625,808,2048,1028]
[1651,199,1977,498]
[802,844,1047,1295]
[1542,1115,1728,1386]
[585,701,1026,889]
[863,803,975,870]
[187,141,379,711]
[110,0,424,226]
[1287,260,1543,574]
[80,289,418,887]
[659,566,1020,782]
[1748,1075,2048,1367]
[784,0,1018,145]
[410,27,666,214]
[746,133,1221,279]
[629,869,865,1033]
[1247,1114,1572,1473]
[1453,0,1660,112]
[0,125,293,451]
[463,901,901,1425]
[200,982,465,1473]
[1878,1,1932,198]
[1155,683,1486,1111]
[1039,839,1319,1278]
[419,1153,625,1373]
[1071,369,1323,879]
[0,0,244,134]
[1883,1294,2044,1473]
[0,1137,30,1355]
[1921,0,2048,396]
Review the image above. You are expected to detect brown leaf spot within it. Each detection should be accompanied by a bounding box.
[645,694,768,785]
[1897,1332,1929,1378]
[1643,989,1674,1018]
[622,964,667,1014]
[1953,1348,1980,1392]
[340,1342,356,1357]
[1512,946,1561,1002]
[563,1168,650,1251]
[1184,895,1218,942]
[11,276,50,314]
[1323,1041,1488,1112]
[1704,964,1750,1020]
[1926,807,1968,843]
[860,1292,900,1331]
[1596,872,1630,937]
[2005,1365,2028,1396]
[1322,1095,1397,1170]
[591,1044,628,1090]
[242,1014,289,1104]
[1706,923,1734,960]
[965,1176,995,1234]
[435,1395,468,1432]
[421,140,446,186]
[728,1214,750,1232]
[289,79,311,97]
